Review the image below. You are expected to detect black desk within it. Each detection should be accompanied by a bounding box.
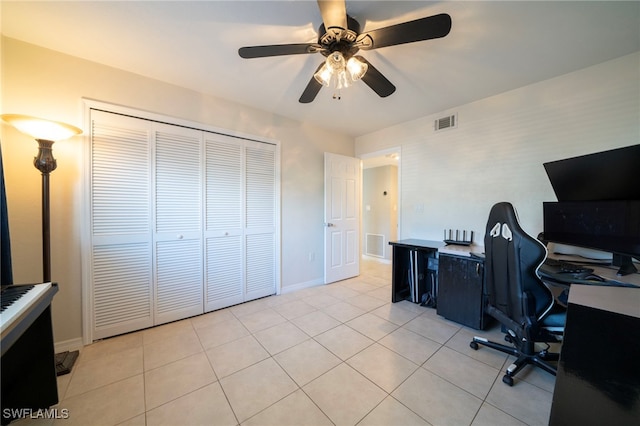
[549,282,640,425]
[388,240,443,304]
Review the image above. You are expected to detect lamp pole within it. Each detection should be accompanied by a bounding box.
[1,114,81,283]
[33,139,57,283]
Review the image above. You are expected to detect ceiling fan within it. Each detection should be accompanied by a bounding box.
[238,0,452,103]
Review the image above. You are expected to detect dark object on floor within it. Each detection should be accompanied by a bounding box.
[56,350,79,376]
[470,202,565,386]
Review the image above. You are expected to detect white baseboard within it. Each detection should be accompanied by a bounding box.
[281,278,324,294]
[54,337,84,354]
[362,254,392,264]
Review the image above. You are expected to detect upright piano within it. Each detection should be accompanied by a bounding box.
[1,282,58,425]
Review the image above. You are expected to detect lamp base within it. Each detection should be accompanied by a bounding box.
[55,350,79,376]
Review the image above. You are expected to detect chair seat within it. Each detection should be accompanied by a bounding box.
[541,303,566,328]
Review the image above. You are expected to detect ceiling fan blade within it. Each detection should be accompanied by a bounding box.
[357,13,452,50]
[317,0,347,30]
[299,63,325,103]
[356,56,396,98]
[239,43,322,59]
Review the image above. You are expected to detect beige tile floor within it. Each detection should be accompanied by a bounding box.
[16,260,557,426]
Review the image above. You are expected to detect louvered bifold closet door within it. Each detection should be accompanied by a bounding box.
[90,111,153,339]
[204,134,244,311]
[153,123,204,324]
[245,141,277,300]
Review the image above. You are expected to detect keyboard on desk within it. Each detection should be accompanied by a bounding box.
[539,259,640,288]
[539,259,594,279]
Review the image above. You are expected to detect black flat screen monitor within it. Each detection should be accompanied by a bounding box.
[543,201,640,276]
[543,145,640,202]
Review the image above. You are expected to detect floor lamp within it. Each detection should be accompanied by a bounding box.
[1,114,82,375]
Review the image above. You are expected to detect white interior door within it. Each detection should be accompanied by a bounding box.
[324,152,361,284]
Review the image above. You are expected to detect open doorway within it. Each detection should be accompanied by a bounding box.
[361,148,400,263]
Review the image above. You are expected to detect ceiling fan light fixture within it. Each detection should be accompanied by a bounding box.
[314,51,368,92]
[313,63,333,87]
[326,51,346,72]
[346,56,368,81]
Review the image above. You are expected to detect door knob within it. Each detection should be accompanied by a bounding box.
[325,223,335,227]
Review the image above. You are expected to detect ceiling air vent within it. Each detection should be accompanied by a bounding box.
[435,114,457,131]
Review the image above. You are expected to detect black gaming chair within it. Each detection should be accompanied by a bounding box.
[471,202,565,386]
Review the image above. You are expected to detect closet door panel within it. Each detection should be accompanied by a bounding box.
[205,135,243,233]
[245,142,276,299]
[153,124,204,321]
[205,235,243,311]
[155,239,203,324]
[90,111,153,338]
[204,135,244,311]
[154,125,202,235]
[92,243,152,339]
[245,143,276,231]
[92,115,151,238]
[245,233,275,299]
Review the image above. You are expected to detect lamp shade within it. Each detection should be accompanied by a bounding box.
[1,114,82,141]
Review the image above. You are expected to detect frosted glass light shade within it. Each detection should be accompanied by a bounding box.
[1,114,82,141]
[314,63,333,87]
[346,57,368,81]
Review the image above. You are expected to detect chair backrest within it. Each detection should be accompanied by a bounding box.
[484,202,553,331]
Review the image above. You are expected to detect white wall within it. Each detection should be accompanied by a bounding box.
[1,37,354,346]
[356,53,640,248]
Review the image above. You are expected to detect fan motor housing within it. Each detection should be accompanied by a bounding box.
[318,15,361,58]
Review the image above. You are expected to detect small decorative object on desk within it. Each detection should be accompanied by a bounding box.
[444,229,474,246]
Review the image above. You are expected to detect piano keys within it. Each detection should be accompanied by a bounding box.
[1,283,56,351]
[1,283,58,425]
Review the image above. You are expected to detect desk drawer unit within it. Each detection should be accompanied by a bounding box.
[437,253,489,330]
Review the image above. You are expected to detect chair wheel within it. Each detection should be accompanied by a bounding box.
[502,375,514,386]
[504,335,513,343]
[470,341,479,350]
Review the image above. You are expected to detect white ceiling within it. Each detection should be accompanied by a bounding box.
[2,1,639,137]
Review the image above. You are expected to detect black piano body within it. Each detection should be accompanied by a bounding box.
[1,282,59,425]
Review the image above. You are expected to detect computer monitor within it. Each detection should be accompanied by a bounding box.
[543,144,640,202]
[543,201,640,276]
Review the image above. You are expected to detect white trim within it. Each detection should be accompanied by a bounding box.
[279,278,324,294]
[81,102,93,345]
[82,98,279,146]
[359,147,400,161]
[361,254,392,265]
[54,337,84,354]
